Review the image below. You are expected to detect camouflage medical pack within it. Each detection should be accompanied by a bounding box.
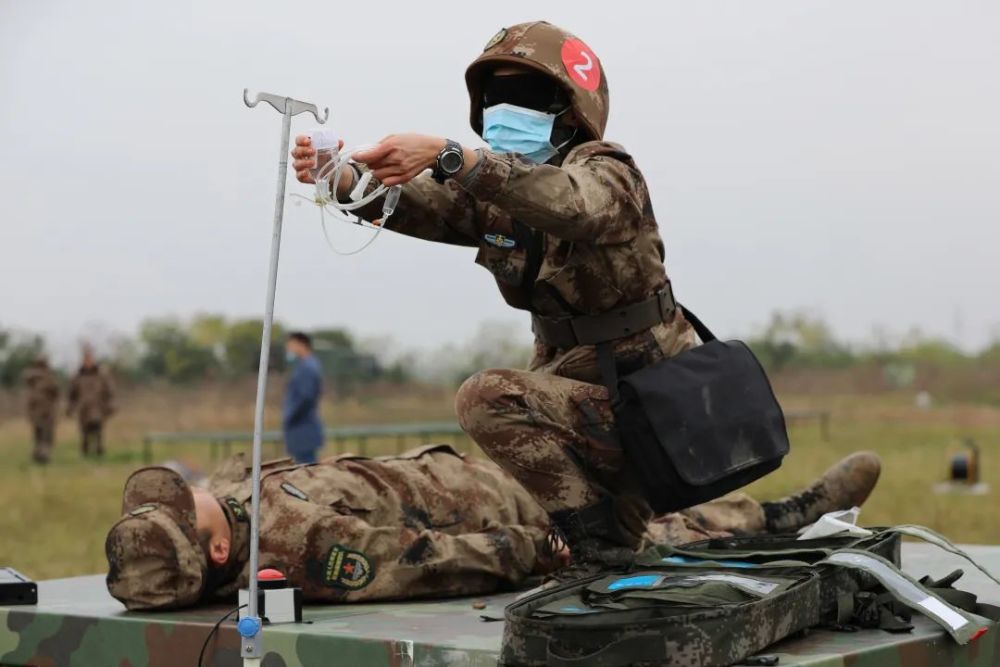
[501,527,999,666]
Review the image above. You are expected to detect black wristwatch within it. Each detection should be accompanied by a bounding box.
[432,139,464,183]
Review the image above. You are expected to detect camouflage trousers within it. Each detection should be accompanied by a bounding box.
[456,368,766,547]
[79,420,104,456]
[643,493,765,547]
[31,419,55,464]
[457,368,627,510]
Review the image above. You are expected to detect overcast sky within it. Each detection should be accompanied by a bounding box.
[2,0,998,360]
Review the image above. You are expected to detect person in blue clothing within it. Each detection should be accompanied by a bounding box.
[283,332,324,464]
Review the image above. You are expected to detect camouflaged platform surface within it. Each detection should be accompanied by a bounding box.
[2,543,999,666]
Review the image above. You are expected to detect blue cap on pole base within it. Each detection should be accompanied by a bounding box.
[238,616,262,638]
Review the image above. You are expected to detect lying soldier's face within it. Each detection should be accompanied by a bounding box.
[192,488,232,567]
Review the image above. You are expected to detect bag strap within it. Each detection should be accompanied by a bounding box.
[821,549,992,645]
[513,220,545,290]
[679,305,717,343]
[596,342,620,403]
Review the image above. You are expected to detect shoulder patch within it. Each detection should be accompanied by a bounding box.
[484,233,516,249]
[225,497,248,523]
[280,482,308,502]
[484,28,507,51]
[129,503,157,516]
[324,545,374,590]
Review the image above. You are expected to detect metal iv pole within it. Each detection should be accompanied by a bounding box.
[237,89,328,665]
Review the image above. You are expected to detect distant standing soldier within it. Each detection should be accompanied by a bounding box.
[67,347,115,457]
[21,355,60,464]
[283,332,324,464]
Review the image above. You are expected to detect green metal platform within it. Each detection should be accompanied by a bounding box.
[2,543,998,666]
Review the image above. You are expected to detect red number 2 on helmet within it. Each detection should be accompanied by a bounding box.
[561,38,601,92]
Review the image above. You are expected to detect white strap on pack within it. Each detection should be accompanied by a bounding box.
[822,549,991,644]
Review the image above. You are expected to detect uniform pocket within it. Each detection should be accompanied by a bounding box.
[568,385,623,476]
[537,244,627,314]
[475,244,528,286]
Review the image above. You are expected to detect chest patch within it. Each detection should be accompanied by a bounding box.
[484,233,516,249]
[129,503,156,517]
[225,497,248,523]
[280,482,309,501]
[324,545,374,590]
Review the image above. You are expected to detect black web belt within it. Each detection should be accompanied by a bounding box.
[531,284,677,349]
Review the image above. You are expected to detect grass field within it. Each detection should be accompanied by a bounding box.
[0,381,997,581]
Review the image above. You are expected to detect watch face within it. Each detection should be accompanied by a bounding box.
[441,149,463,174]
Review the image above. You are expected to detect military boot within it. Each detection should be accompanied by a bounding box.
[549,497,637,570]
[762,451,882,534]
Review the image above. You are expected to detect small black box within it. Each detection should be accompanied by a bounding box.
[0,568,37,606]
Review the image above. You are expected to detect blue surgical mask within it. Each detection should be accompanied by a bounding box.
[482,103,567,164]
[285,350,297,364]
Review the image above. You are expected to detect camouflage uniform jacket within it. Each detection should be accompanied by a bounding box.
[67,366,114,424]
[205,445,551,603]
[359,143,694,384]
[22,364,59,424]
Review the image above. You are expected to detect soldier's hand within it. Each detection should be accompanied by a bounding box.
[533,543,571,575]
[292,135,318,184]
[353,134,446,187]
[291,136,352,196]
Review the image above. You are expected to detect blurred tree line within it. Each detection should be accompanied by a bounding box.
[0,315,408,392]
[2,313,999,402]
[0,330,44,387]
[744,311,999,373]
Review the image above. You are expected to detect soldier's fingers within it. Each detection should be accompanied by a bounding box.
[295,169,315,184]
[295,135,312,147]
[293,158,316,171]
[291,146,315,159]
[371,166,406,182]
[381,172,411,188]
[380,169,417,187]
[353,142,394,165]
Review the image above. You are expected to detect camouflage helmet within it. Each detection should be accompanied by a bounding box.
[466,21,610,141]
[105,467,206,610]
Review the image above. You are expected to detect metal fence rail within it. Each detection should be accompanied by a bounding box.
[141,422,468,464]
[785,409,832,441]
[142,410,829,464]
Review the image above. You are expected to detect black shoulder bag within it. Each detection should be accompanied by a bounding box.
[599,307,790,513]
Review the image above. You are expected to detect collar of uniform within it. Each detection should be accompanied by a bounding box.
[218,496,251,579]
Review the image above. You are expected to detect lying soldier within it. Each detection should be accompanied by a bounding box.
[105,445,880,610]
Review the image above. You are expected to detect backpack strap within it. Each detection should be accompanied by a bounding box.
[881,525,1000,588]
[821,549,992,644]
[921,570,1000,623]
